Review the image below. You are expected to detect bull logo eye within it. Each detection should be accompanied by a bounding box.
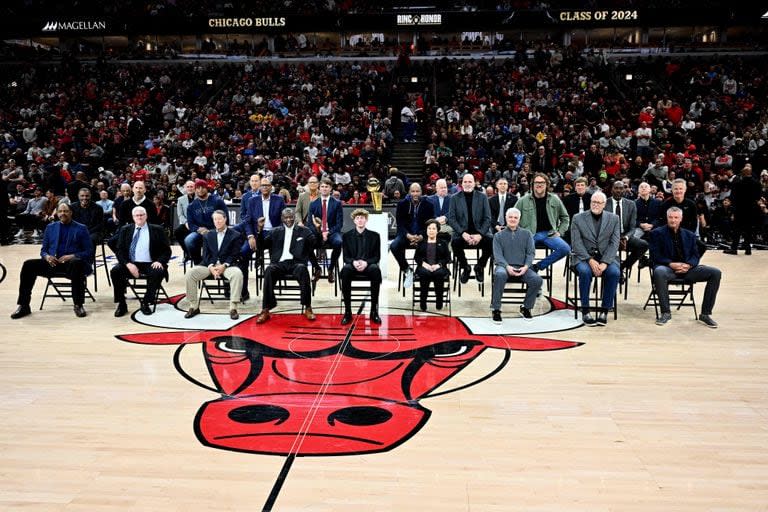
[216,338,249,353]
[228,405,289,425]
[328,407,393,427]
[428,341,474,358]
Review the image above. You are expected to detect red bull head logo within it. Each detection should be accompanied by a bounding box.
[117,297,582,457]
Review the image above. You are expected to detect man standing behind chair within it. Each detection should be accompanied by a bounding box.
[119,181,159,226]
[606,180,648,274]
[255,208,317,324]
[309,178,343,283]
[71,188,104,248]
[174,180,196,253]
[649,207,721,328]
[340,209,382,325]
[185,210,244,320]
[570,191,621,326]
[111,206,171,317]
[491,207,542,323]
[489,178,518,234]
[11,203,93,319]
[448,173,492,284]
[516,173,570,273]
[426,178,453,241]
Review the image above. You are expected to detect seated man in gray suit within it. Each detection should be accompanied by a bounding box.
[256,208,317,323]
[490,207,543,323]
[570,191,621,326]
[184,210,244,320]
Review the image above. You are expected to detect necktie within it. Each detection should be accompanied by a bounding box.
[321,199,328,231]
[439,197,444,212]
[129,227,141,262]
[497,195,505,224]
[615,200,622,225]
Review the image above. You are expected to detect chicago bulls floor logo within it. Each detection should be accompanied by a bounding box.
[117,296,582,510]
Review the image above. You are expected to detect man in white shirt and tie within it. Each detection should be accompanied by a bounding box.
[256,208,317,323]
[489,178,518,233]
[185,210,244,320]
[111,206,171,317]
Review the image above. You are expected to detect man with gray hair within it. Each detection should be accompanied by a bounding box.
[570,191,621,326]
[185,210,244,320]
[490,207,543,323]
[111,206,171,317]
[649,206,721,328]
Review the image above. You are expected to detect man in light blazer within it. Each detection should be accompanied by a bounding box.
[606,180,648,273]
[256,208,317,323]
[426,178,453,241]
[185,210,244,320]
[570,191,621,326]
[447,173,492,284]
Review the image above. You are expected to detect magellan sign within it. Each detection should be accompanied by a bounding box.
[208,17,286,28]
[42,20,107,32]
[396,14,442,26]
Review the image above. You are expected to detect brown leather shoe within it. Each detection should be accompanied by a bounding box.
[230,309,239,320]
[303,307,316,321]
[256,310,271,324]
[184,308,200,319]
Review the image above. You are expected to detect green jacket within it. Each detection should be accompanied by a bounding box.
[516,192,570,235]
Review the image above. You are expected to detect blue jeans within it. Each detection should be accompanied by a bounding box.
[532,231,570,269]
[575,260,620,310]
[183,231,204,264]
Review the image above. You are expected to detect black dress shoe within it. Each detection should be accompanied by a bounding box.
[114,302,128,317]
[327,271,335,284]
[73,305,87,318]
[460,266,471,284]
[340,312,353,325]
[10,305,31,319]
[723,249,738,255]
[370,311,382,324]
[596,312,608,325]
[140,303,153,315]
[229,309,239,320]
[519,306,533,319]
[474,264,484,283]
[184,308,200,319]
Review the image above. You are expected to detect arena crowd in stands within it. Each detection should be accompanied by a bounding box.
[2,44,767,247]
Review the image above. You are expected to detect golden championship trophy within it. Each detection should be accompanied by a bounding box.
[367,177,383,213]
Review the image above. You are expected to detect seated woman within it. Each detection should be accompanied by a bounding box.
[414,219,451,311]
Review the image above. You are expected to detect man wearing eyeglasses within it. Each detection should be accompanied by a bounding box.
[570,191,621,326]
[515,173,570,273]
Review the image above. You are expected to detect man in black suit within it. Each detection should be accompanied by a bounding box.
[562,177,591,243]
[340,209,382,325]
[71,187,105,248]
[184,210,244,320]
[111,206,171,317]
[489,177,518,234]
[606,180,648,272]
[448,173,492,283]
[391,183,435,286]
[256,208,317,323]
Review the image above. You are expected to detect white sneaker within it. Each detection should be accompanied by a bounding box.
[32,230,40,238]
[15,229,24,238]
[404,269,414,289]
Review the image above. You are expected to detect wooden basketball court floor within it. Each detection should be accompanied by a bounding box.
[1,243,767,511]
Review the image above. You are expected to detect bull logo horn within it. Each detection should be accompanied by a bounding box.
[133,303,252,331]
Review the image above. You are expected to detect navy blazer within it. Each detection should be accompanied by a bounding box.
[244,193,286,237]
[649,226,700,267]
[308,196,344,236]
[635,196,662,227]
[426,194,451,218]
[41,220,94,274]
[201,228,244,267]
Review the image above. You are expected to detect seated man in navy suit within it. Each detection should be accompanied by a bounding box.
[184,210,245,320]
[256,208,317,323]
[11,203,94,319]
[649,207,721,328]
[308,178,344,283]
[111,206,171,317]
